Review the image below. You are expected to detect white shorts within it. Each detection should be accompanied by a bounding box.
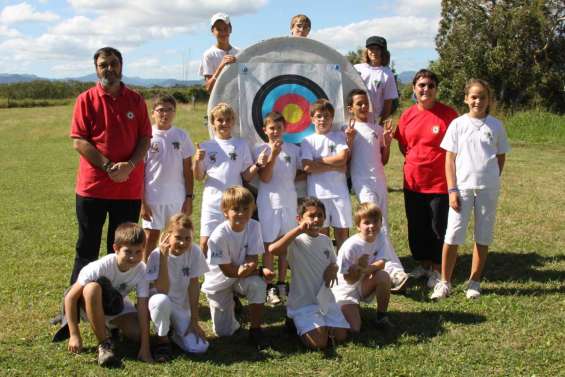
[287,303,350,336]
[444,188,499,246]
[148,294,209,354]
[319,197,352,229]
[205,276,267,337]
[142,202,183,230]
[80,297,137,329]
[258,205,297,243]
[200,205,224,237]
[355,183,389,228]
[332,281,376,306]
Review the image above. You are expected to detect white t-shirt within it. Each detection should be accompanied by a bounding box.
[300,131,349,199]
[286,233,337,311]
[77,254,149,298]
[199,45,241,77]
[200,137,253,209]
[145,245,209,309]
[202,219,264,293]
[254,142,301,209]
[335,233,388,286]
[354,63,398,123]
[144,126,195,205]
[349,121,386,192]
[440,114,510,190]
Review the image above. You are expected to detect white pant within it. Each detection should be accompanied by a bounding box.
[148,294,209,354]
[319,197,352,228]
[205,276,266,337]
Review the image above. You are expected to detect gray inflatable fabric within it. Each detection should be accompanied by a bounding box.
[207,37,367,145]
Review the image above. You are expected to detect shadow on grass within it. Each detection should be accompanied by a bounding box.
[351,309,486,348]
[400,251,565,297]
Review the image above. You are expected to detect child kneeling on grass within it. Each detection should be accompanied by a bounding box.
[64,223,152,367]
[269,197,350,350]
[332,203,392,332]
[146,213,209,361]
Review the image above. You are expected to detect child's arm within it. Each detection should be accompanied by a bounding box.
[323,263,339,288]
[205,55,237,93]
[258,142,281,183]
[344,119,356,151]
[193,143,206,181]
[64,283,84,353]
[218,255,260,278]
[136,297,153,363]
[140,200,152,222]
[379,99,393,125]
[269,222,310,256]
[182,157,194,215]
[153,241,170,294]
[445,151,460,211]
[497,154,506,175]
[381,119,394,165]
[242,147,268,182]
[186,278,206,340]
[320,149,348,166]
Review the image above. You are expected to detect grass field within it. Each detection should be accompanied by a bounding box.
[0,101,564,376]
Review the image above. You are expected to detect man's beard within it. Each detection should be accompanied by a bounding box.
[99,72,121,86]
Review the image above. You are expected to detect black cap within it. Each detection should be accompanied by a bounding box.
[366,36,387,49]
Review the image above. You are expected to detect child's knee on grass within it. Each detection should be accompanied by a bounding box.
[332,327,348,343]
[341,304,361,332]
[302,327,329,349]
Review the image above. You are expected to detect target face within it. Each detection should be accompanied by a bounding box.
[251,74,328,144]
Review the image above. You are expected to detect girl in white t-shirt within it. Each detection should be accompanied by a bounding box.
[431,79,510,300]
[354,36,398,125]
[146,214,210,361]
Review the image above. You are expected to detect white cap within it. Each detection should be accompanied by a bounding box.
[210,12,230,27]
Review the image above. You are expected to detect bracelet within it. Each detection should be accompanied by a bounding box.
[127,160,135,169]
[185,193,195,199]
[103,161,113,172]
[448,187,459,193]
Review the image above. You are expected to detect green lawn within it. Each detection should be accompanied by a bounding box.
[0,102,564,376]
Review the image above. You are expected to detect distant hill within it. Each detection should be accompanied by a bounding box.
[0,73,202,87]
[398,71,417,85]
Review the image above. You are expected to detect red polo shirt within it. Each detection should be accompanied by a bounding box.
[70,83,152,199]
[394,102,458,194]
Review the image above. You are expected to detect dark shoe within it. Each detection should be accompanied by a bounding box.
[97,338,119,367]
[234,295,244,323]
[248,328,268,350]
[153,342,172,363]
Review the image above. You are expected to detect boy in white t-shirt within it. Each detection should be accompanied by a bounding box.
[332,203,393,332]
[301,99,352,251]
[193,103,267,256]
[200,12,240,93]
[255,112,301,305]
[141,94,195,261]
[146,214,209,361]
[63,223,152,367]
[269,197,349,350]
[201,186,270,349]
[345,89,409,292]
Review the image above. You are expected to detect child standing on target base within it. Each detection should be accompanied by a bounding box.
[290,14,311,37]
[301,99,352,251]
[146,214,209,361]
[141,94,195,261]
[193,102,267,256]
[269,197,349,349]
[345,89,409,292]
[255,112,301,305]
[431,79,510,300]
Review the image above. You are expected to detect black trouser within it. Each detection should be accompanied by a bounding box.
[70,194,141,284]
[403,189,448,265]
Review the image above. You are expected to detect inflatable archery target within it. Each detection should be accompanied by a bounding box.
[208,37,368,147]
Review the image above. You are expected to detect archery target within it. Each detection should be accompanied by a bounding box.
[251,74,327,144]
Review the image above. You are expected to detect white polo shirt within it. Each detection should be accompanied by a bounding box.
[199,45,241,77]
[354,63,398,122]
[349,121,386,191]
[441,114,510,190]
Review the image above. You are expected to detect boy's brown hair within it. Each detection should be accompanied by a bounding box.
[298,197,326,219]
[152,93,177,110]
[309,99,335,118]
[210,102,236,124]
[263,111,285,128]
[290,14,311,30]
[114,222,146,246]
[353,202,382,226]
[221,185,256,212]
[164,213,194,234]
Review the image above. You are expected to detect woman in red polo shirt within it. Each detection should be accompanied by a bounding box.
[394,69,458,289]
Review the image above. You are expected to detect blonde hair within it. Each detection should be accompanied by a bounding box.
[464,78,493,115]
[353,202,382,227]
[164,213,194,234]
[114,222,145,246]
[221,185,256,212]
[290,14,311,30]
[210,102,236,124]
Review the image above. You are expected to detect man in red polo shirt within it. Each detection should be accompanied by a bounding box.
[69,47,151,284]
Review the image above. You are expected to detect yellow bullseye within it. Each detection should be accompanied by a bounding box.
[282,104,303,124]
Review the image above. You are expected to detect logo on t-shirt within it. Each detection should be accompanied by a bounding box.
[229,151,238,161]
[211,249,223,258]
[209,152,217,163]
[483,130,494,144]
[432,125,440,134]
[284,155,291,164]
[172,142,180,150]
[182,267,190,277]
[127,111,134,120]
[150,143,160,153]
[323,250,330,259]
[329,144,336,153]
[118,283,128,293]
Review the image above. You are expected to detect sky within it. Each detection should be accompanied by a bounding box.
[0,0,441,80]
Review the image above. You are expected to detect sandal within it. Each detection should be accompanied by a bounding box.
[153,341,172,362]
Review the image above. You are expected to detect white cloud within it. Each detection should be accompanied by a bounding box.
[0,25,22,38]
[396,0,441,17]
[126,57,200,79]
[0,2,60,24]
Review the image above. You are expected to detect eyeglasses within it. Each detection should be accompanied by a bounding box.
[416,83,436,89]
[154,107,175,114]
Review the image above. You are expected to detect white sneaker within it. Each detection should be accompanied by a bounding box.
[390,270,410,292]
[466,280,481,299]
[430,281,451,300]
[409,266,430,279]
[266,286,281,305]
[426,270,441,288]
